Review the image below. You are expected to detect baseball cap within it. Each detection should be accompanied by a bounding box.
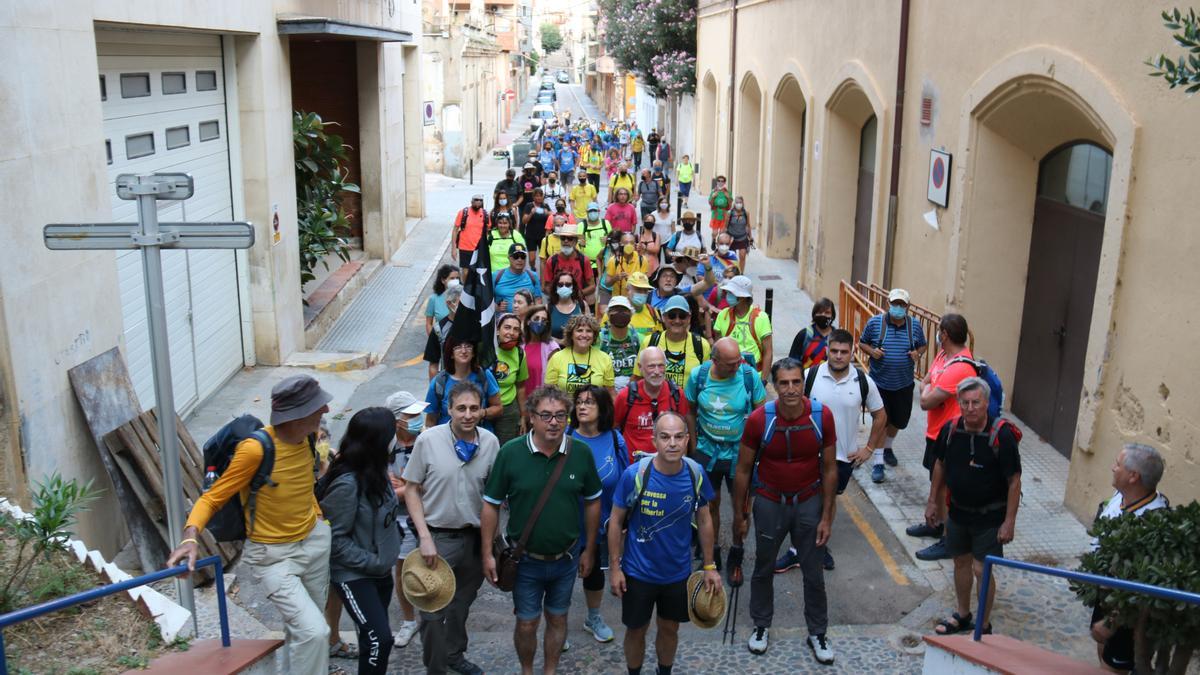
[627,271,653,289]
[270,375,333,426]
[888,288,911,305]
[508,243,528,256]
[662,295,691,315]
[721,275,754,298]
[607,296,633,312]
[587,201,601,213]
[471,193,485,201]
[523,162,536,169]
[495,211,512,221]
[385,391,429,417]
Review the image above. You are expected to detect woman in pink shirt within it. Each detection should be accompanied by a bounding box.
[605,187,639,233]
[522,305,560,396]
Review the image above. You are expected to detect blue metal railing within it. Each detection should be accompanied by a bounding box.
[0,555,230,674]
[974,555,1200,641]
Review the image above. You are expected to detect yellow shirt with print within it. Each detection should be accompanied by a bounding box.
[713,304,773,364]
[544,347,615,393]
[634,332,712,389]
[570,183,598,219]
[610,173,635,195]
[539,232,562,259]
[605,253,651,298]
[186,426,320,544]
[600,304,662,333]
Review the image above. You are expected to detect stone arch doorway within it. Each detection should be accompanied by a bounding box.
[1011,141,1111,456]
[767,76,806,259]
[698,72,719,188]
[733,73,762,233]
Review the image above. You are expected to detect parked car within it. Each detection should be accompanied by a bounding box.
[530,104,556,131]
[556,71,570,83]
[537,90,555,104]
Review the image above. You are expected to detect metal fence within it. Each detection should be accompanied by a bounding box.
[839,280,974,378]
[0,555,230,674]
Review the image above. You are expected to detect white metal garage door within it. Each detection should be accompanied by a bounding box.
[98,29,244,415]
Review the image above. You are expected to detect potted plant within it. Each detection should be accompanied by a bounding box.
[293,110,360,289]
[1073,500,1200,674]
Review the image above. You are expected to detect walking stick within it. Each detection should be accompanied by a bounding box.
[722,544,745,645]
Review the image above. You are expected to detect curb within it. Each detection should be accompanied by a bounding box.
[283,350,374,372]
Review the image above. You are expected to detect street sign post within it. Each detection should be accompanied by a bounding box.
[44,173,255,632]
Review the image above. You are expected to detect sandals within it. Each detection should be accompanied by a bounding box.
[329,639,359,659]
[328,666,349,675]
[934,611,974,635]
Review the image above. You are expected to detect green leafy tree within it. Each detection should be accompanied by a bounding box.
[293,111,360,288]
[540,23,563,54]
[1073,501,1200,674]
[528,50,540,75]
[1147,8,1200,94]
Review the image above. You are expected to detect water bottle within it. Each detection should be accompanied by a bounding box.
[203,466,219,491]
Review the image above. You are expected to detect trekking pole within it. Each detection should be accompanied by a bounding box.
[723,544,745,645]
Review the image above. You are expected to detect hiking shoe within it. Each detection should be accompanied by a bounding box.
[905,522,944,538]
[915,539,952,561]
[883,448,899,467]
[774,548,800,574]
[583,613,614,643]
[808,634,835,665]
[447,656,484,675]
[871,464,886,483]
[562,639,570,652]
[822,549,835,570]
[393,620,419,648]
[748,626,769,655]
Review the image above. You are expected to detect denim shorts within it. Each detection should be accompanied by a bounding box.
[513,554,579,620]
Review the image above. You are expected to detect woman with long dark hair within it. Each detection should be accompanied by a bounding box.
[424,336,503,428]
[318,407,402,675]
[425,264,461,335]
[549,271,587,342]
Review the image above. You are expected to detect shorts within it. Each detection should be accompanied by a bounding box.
[923,436,939,473]
[730,237,750,251]
[397,518,418,559]
[678,181,691,197]
[513,553,579,621]
[944,516,1004,561]
[835,460,854,495]
[694,447,735,494]
[1089,605,1134,671]
[878,383,915,430]
[621,575,690,628]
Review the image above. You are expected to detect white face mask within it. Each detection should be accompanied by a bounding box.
[717,244,730,254]
[561,244,575,255]
[447,278,462,289]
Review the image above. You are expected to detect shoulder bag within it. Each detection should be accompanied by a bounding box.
[493,444,572,592]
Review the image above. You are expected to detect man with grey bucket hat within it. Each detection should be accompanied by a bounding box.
[168,374,334,675]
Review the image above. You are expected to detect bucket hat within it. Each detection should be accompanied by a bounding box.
[270,375,333,426]
[687,570,727,629]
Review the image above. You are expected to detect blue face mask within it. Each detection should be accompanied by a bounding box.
[889,305,907,320]
[454,438,479,463]
[406,418,424,435]
[530,319,547,335]
[557,285,574,298]
[631,292,648,307]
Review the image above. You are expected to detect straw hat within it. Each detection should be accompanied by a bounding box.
[686,570,727,629]
[401,554,456,612]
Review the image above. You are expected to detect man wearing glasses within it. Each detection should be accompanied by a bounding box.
[403,381,500,675]
[482,386,603,675]
[635,295,712,389]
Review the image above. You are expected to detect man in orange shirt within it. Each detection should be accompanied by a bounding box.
[168,375,333,675]
[908,313,976,561]
[453,194,492,268]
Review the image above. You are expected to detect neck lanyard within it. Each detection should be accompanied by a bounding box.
[571,348,592,370]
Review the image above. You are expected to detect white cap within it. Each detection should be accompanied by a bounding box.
[720,275,754,298]
[607,296,633,311]
[386,391,429,417]
[888,288,910,305]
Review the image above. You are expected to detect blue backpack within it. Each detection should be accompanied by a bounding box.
[948,356,1004,419]
[692,362,759,415]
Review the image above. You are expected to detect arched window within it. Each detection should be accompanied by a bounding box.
[1037,142,1112,214]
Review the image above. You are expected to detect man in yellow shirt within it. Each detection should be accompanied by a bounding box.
[168,375,333,675]
[605,231,651,299]
[570,169,598,220]
[712,275,774,381]
[601,272,662,333]
[608,162,636,203]
[634,295,711,388]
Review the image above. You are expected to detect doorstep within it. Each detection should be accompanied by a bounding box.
[303,258,383,350]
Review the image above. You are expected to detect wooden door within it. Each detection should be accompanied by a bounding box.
[851,116,877,284]
[1011,197,1105,456]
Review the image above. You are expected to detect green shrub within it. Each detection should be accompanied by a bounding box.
[294,110,360,288]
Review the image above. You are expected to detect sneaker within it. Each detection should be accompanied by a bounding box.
[915,539,952,561]
[822,549,835,571]
[807,634,835,665]
[447,656,484,675]
[871,464,886,483]
[905,522,944,538]
[883,448,899,467]
[583,613,615,643]
[774,549,800,574]
[748,626,769,655]
[393,620,419,648]
[562,639,571,652]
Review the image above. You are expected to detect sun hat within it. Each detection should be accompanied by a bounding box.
[607,296,633,311]
[662,295,691,315]
[558,223,582,238]
[675,246,702,261]
[627,271,653,289]
[385,391,428,418]
[270,375,333,426]
[686,570,727,629]
[401,554,456,612]
[720,275,754,299]
[888,288,911,305]
[680,210,697,221]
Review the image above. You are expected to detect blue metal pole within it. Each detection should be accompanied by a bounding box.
[973,558,993,641]
[213,558,231,648]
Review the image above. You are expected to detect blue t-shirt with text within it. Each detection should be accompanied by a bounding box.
[616,460,714,584]
[571,429,629,533]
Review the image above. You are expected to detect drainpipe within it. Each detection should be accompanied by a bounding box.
[726,0,738,184]
[881,0,911,288]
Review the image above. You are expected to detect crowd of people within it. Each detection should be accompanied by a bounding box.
[164,112,1171,675]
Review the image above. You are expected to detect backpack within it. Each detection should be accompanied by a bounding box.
[617,378,683,432]
[493,268,537,288]
[716,306,764,354]
[877,316,915,351]
[623,455,704,530]
[749,399,825,492]
[805,364,869,421]
[692,362,759,415]
[648,330,704,366]
[457,207,492,238]
[943,415,1023,460]
[201,415,317,542]
[947,356,1005,419]
[432,368,488,412]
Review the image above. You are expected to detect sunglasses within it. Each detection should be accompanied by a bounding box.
[665,311,690,320]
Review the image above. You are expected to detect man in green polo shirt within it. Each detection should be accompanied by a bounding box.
[482,385,602,675]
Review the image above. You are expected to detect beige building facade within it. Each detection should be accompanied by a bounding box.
[696,0,1199,518]
[0,0,424,552]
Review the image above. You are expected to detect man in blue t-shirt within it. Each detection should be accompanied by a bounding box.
[493,243,542,311]
[608,412,720,675]
[858,288,927,476]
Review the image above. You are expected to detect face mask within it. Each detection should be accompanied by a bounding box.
[530,319,547,335]
[499,337,520,350]
[499,198,507,205]
[623,243,635,255]
[406,418,424,435]
[889,305,907,321]
[683,222,694,231]
[588,212,599,222]
[561,244,575,255]
[454,438,479,463]
[716,244,729,254]
[557,285,574,298]
[609,312,631,328]
[735,201,744,209]
[631,292,648,307]
[722,292,736,305]
[556,205,566,212]
[447,278,462,289]
[814,316,832,329]
[610,242,621,251]
[316,440,332,458]
[643,221,655,229]
[549,179,557,184]
[659,203,669,210]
